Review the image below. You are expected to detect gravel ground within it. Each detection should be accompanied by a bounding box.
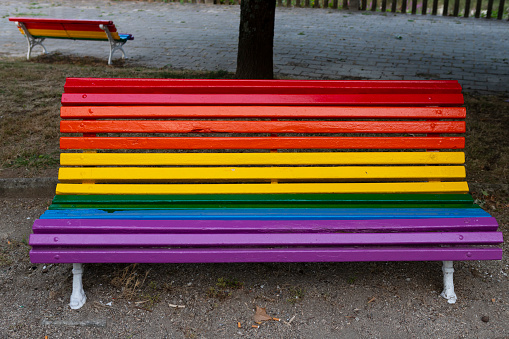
[0,193,507,338]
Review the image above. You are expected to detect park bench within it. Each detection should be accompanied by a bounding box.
[29,78,502,309]
[9,17,134,65]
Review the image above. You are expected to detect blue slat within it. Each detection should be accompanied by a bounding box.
[39,207,491,220]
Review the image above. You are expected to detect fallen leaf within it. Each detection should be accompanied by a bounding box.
[254,306,273,322]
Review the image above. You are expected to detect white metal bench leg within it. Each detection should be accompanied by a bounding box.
[15,22,48,60]
[440,261,457,304]
[70,263,87,309]
[100,24,127,65]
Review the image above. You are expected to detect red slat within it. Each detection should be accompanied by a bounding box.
[60,137,465,150]
[63,78,463,94]
[61,93,464,106]
[61,106,466,119]
[9,17,113,25]
[62,23,117,32]
[18,22,117,33]
[60,120,466,134]
[21,22,66,30]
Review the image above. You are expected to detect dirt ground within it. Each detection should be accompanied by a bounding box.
[0,193,508,338]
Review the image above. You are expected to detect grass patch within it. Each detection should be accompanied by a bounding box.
[0,55,234,177]
[207,277,244,300]
[0,252,14,266]
[287,286,305,303]
[5,151,59,169]
[15,12,47,16]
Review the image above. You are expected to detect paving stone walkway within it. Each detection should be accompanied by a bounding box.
[2,0,508,93]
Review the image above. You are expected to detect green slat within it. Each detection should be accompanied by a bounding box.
[49,203,477,210]
[52,193,474,204]
[50,193,475,210]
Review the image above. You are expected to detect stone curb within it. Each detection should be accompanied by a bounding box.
[0,178,58,198]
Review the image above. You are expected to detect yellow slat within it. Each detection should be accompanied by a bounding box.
[26,29,69,38]
[58,166,466,182]
[55,182,470,195]
[60,152,465,166]
[25,29,118,40]
[65,30,119,40]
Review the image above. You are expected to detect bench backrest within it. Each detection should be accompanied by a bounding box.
[56,78,468,196]
[9,17,130,41]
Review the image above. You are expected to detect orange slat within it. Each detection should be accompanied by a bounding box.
[60,137,465,150]
[60,106,466,119]
[60,120,466,134]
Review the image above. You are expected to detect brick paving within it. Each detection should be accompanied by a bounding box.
[1,0,508,93]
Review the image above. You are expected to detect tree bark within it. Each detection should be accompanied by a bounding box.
[235,0,276,79]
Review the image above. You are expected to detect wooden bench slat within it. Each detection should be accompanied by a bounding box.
[63,78,463,94]
[19,22,65,30]
[64,31,115,40]
[9,17,114,25]
[29,247,503,264]
[52,193,474,205]
[39,207,490,220]
[19,28,70,39]
[23,29,117,41]
[60,152,466,166]
[60,120,465,134]
[50,202,476,210]
[60,136,465,150]
[32,217,499,234]
[55,182,470,195]
[61,93,464,106]
[20,22,118,32]
[61,106,467,119]
[50,193,475,209]
[58,166,466,182]
[62,23,118,32]
[30,231,503,247]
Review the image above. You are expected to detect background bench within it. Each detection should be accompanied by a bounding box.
[9,17,134,65]
[29,78,502,309]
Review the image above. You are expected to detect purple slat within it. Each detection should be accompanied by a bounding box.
[31,217,500,234]
[29,247,503,263]
[29,232,503,247]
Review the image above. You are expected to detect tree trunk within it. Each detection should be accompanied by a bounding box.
[235,0,276,79]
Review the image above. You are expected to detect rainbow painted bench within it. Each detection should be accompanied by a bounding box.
[9,18,134,65]
[30,78,502,309]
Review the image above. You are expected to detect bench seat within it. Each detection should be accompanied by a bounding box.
[29,78,502,309]
[9,17,134,64]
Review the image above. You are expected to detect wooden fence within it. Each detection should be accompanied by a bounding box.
[138,0,509,20]
[274,0,509,19]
